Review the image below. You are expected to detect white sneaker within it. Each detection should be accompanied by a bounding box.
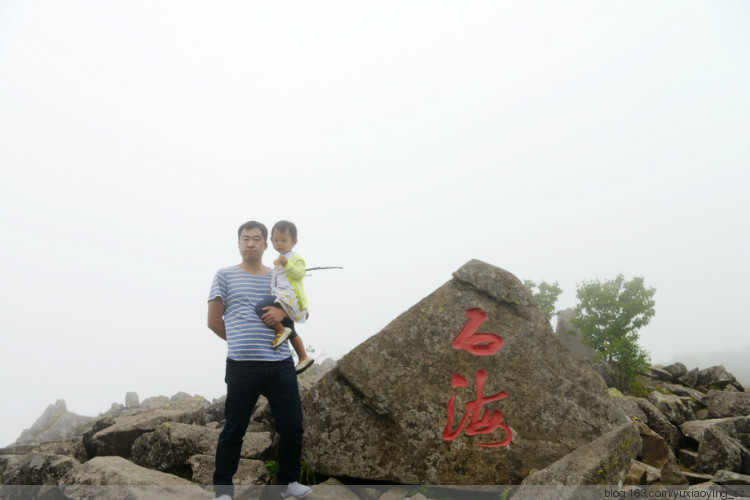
[272,327,293,349]
[214,495,232,500]
[295,357,315,375]
[281,481,312,498]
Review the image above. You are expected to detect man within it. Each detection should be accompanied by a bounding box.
[208,221,312,499]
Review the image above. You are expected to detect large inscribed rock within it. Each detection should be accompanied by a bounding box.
[302,260,629,484]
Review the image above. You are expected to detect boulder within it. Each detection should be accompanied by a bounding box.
[625,461,658,485]
[130,422,272,473]
[308,477,360,500]
[125,392,140,409]
[59,456,209,500]
[712,469,750,485]
[554,308,597,361]
[698,366,743,392]
[696,427,747,475]
[302,260,630,485]
[188,454,268,499]
[679,449,699,469]
[170,392,195,403]
[704,390,750,418]
[680,416,750,444]
[139,396,170,409]
[677,368,700,389]
[663,363,688,380]
[14,400,95,446]
[647,391,695,426]
[682,470,714,485]
[513,422,640,500]
[633,421,688,485]
[605,388,648,423]
[636,399,682,451]
[37,438,88,463]
[0,452,79,485]
[634,421,672,469]
[648,367,675,383]
[656,383,705,406]
[83,398,208,459]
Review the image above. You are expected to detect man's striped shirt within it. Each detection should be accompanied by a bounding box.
[208,265,292,361]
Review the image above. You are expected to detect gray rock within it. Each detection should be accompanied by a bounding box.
[663,363,688,380]
[139,395,170,409]
[605,388,648,423]
[309,478,360,500]
[656,383,706,406]
[705,390,750,418]
[170,392,194,403]
[681,416,750,444]
[682,470,714,485]
[125,392,140,409]
[625,461,661,485]
[677,368,700,389]
[698,366,743,392]
[712,469,750,485]
[105,403,125,417]
[696,427,746,474]
[188,454,268,499]
[647,391,695,426]
[84,398,209,459]
[131,422,272,472]
[679,449,699,470]
[632,422,687,485]
[37,438,88,463]
[636,399,682,451]
[634,421,672,469]
[302,260,630,485]
[554,308,597,361]
[14,400,95,446]
[648,367,675,383]
[59,456,210,500]
[0,452,79,485]
[517,422,641,491]
[377,486,411,500]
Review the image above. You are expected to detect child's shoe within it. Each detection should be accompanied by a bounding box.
[295,357,315,375]
[272,328,292,349]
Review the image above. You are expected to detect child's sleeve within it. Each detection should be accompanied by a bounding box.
[284,254,306,281]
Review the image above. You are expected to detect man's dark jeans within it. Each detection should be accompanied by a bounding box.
[213,358,303,497]
[254,295,299,339]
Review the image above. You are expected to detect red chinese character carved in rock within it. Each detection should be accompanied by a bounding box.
[442,369,512,447]
[451,307,504,356]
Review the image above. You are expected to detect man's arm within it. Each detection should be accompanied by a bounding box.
[207,297,226,340]
[261,305,289,330]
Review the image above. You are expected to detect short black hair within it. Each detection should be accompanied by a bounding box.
[271,220,298,241]
[237,221,268,241]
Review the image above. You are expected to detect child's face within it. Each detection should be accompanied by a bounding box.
[271,229,296,254]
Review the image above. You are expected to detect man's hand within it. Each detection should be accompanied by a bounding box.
[261,306,288,328]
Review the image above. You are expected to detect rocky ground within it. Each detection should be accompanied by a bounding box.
[2,261,749,499]
[3,362,749,500]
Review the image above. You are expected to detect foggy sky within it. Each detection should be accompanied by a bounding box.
[1,0,748,447]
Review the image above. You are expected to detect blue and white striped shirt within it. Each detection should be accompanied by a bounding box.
[209,266,293,361]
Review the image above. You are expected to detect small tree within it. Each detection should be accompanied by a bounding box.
[523,280,563,321]
[572,274,655,392]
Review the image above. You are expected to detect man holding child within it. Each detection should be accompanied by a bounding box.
[207,220,312,499]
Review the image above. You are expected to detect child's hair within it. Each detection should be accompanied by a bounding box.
[272,220,298,241]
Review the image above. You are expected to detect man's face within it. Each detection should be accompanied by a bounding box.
[238,228,267,261]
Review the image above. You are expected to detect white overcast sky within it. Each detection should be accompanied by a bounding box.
[1,1,748,447]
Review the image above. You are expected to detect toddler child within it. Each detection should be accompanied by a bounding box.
[254,220,314,374]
